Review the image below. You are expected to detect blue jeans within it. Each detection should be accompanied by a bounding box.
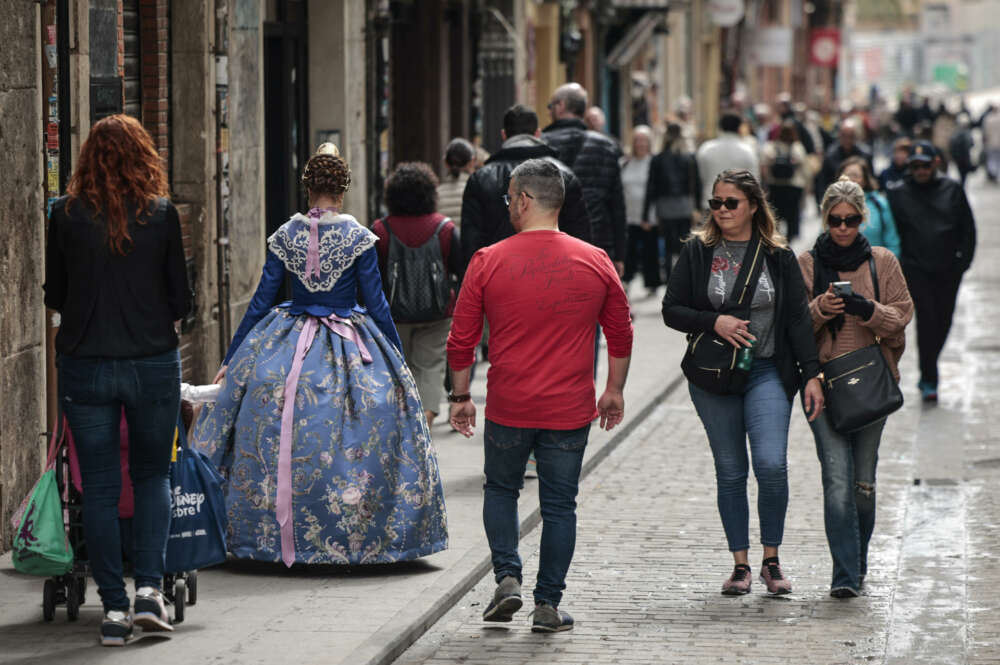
[482,419,590,607]
[688,359,792,552]
[58,349,180,612]
[807,405,885,591]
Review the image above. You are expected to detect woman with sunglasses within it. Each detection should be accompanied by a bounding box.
[798,177,913,598]
[663,169,824,596]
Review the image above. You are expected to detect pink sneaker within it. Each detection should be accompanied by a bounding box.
[759,557,792,594]
[721,564,752,595]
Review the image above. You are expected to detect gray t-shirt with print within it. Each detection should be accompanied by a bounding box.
[707,240,776,358]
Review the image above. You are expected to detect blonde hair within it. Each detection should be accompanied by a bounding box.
[820,176,867,228]
[693,169,788,250]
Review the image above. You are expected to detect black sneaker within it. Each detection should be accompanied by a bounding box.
[531,602,574,633]
[483,576,522,622]
[101,610,133,647]
[133,586,174,632]
[830,586,860,598]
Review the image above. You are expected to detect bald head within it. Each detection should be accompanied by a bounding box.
[549,83,588,120]
[583,106,606,132]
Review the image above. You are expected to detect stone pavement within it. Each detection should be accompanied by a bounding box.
[0,256,686,665]
[393,176,1000,665]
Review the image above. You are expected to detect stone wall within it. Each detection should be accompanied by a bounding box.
[226,0,265,330]
[0,1,47,549]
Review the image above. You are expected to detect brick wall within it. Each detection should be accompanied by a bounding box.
[140,0,169,161]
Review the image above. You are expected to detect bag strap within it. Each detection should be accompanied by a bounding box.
[869,255,880,303]
[44,418,66,470]
[724,231,767,315]
[381,218,394,238]
[431,218,451,238]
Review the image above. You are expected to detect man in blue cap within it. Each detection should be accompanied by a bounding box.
[887,140,977,401]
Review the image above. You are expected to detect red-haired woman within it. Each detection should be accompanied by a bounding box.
[44,114,191,645]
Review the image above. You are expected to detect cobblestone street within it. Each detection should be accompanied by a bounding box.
[395,176,1000,665]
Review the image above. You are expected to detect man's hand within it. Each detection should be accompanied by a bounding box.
[449,400,477,438]
[614,261,625,278]
[213,365,228,384]
[803,377,825,422]
[597,389,625,431]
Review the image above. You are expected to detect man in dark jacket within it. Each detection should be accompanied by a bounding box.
[542,83,627,276]
[817,118,873,203]
[887,141,977,401]
[461,104,591,263]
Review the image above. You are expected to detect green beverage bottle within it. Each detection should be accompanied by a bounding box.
[736,337,756,372]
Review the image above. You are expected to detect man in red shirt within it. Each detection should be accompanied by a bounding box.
[446,159,633,633]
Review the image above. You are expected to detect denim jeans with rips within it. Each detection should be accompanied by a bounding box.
[688,358,792,553]
[58,349,180,612]
[482,419,590,607]
[807,404,886,592]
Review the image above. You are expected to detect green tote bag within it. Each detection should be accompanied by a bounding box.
[10,423,73,576]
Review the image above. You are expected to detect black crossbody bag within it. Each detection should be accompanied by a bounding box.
[818,256,904,433]
[681,232,766,395]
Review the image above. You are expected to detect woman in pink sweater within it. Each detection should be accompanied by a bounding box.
[798,177,914,599]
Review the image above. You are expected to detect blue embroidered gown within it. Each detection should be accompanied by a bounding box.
[192,211,448,565]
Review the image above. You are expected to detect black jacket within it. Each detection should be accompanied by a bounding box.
[460,137,591,263]
[818,142,873,198]
[44,196,192,358]
[643,149,700,221]
[542,118,627,262]
[886,174,976,274]
[662,237,820,399]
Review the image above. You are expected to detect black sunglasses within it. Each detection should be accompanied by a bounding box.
[829,213,864,228]
[707,197,745,211]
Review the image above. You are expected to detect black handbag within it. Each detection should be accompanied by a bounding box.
[681,232,766,395]
[819,257,904,433]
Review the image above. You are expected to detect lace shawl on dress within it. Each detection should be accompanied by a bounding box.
[266,213,377,293]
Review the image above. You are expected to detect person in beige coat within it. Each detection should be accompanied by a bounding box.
[798,177,913,599]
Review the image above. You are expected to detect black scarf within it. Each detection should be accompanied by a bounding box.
[810,232,872,337]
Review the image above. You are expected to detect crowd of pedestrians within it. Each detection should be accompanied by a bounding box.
[40,80,985,646]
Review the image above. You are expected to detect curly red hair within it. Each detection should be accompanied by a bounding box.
[66,114,168,255]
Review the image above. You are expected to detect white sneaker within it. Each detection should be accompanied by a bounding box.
[133,586,174,632]
[101,610,133,646]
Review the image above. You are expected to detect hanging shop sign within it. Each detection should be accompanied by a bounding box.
[709,0,744,27]
[750,27,793,66]
[810,28,840,67]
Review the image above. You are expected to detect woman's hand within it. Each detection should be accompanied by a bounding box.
[713,314,756,348]
[803,377,825,422]
[213,365,228,384]
[818,285,845,316]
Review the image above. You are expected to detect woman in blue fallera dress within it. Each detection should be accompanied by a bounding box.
[192,146,448,566]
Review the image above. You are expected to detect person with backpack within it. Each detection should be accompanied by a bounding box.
[192,146,448,566]
[761,120,809,242]
[373,162,464,427]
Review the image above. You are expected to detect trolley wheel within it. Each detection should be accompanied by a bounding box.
[173,579,186,624]
[76,576,87,607]
[66,578,80,621]
[187,571,197,605]
[43,579,56,622]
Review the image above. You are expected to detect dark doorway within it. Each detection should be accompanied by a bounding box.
[264,0,309,238]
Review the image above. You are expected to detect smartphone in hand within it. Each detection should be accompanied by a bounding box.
[832,281,853,297]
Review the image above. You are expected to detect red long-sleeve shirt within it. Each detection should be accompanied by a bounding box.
[447,230,633,430]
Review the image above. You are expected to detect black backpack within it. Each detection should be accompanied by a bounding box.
[770,146,796,180]
[381,218,452,322]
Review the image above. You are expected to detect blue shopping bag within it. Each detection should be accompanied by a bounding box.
[165,422,227,572]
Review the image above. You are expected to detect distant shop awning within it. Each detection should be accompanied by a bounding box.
[606,11,667,70]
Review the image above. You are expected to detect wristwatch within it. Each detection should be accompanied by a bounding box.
[447,392,471,403]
